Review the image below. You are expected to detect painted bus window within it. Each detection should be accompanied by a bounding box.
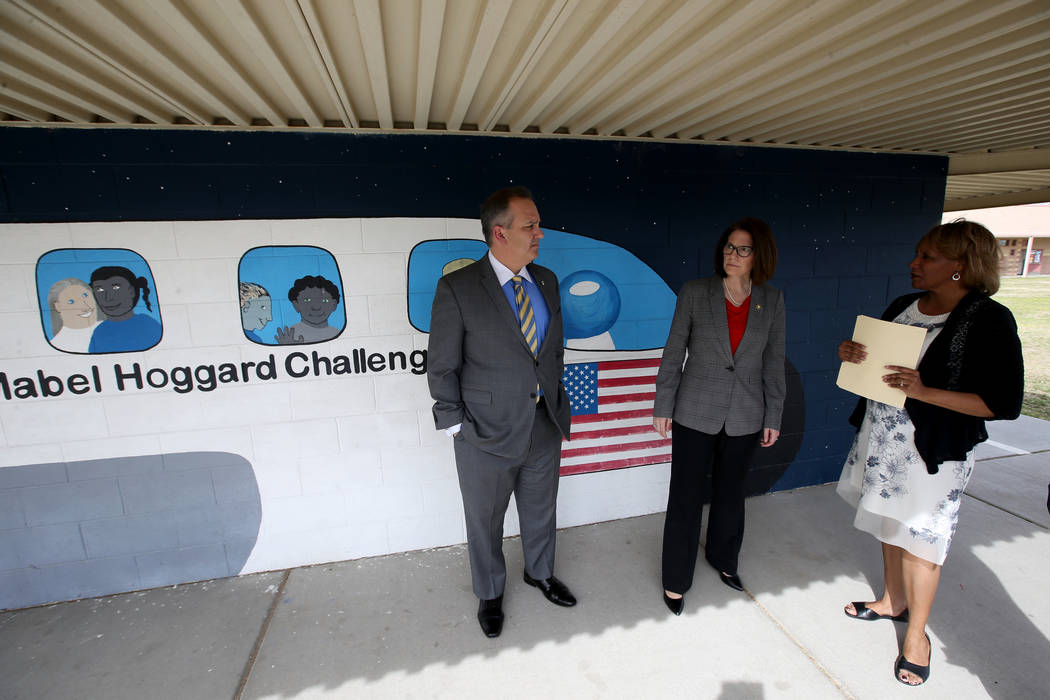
[407,230,676,350]
[238,246,345,345]
[37,249,163,354]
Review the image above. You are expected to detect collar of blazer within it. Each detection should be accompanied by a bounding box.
[478,254,557,357]
[705,276,770,364]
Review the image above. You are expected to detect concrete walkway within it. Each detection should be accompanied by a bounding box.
[2,418,1048,700]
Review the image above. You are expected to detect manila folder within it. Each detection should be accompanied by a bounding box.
[836,315,926,409]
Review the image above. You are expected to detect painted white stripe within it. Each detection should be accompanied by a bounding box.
[600,383,656,396]
[569,416,652,434]
[597,400,654,413]
[568,432,667,450]
[599,367,659,380]
[561,445,672,467]
[983,439,1030,455]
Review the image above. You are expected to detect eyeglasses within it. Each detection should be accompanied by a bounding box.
[723,243,754,258]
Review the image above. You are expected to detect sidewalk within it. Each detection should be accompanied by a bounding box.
[2,419,1048,699]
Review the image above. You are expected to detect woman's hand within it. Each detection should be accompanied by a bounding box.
[653,417,672,438]
[882,365,925,399]
[883,364,996,417]
[838,340,867,363]
[760,428,780,447]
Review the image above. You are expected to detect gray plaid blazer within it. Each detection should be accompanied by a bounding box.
[653,276,786,435]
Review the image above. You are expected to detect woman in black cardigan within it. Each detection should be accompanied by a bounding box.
[836,220,1023,687]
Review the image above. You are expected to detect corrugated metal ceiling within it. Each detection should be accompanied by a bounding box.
[1,0,1049,209]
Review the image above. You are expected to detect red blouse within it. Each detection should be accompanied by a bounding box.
[726,296,750,355]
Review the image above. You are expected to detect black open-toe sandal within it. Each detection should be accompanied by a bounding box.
[894,634,931,686]
[845,601,909,622]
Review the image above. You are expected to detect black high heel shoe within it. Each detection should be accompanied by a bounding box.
[718,571,744,591]
[663,592,684,616]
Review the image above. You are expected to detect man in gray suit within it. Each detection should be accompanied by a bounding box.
[427,186,575,638]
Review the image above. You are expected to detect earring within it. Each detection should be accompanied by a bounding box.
[952,272,961,281]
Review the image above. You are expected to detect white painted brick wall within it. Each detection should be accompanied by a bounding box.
[3,224,73,263]
[71,221,177,258]
[0,266,34,313]
[1,399,110,445]
[174,220,272,257]
[362,218,446,252]
[271,218,363,253]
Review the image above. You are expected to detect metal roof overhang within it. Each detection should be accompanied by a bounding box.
[1,0,1048,210]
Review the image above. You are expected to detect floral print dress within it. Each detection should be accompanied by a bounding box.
[837,301,974,566]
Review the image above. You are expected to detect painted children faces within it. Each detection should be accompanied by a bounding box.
[92,275,138,321]
[241,296,273,332]
[55,283,98,329]
[290,285,337,329]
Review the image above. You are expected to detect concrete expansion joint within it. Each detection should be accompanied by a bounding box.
[234,568,291,700]
[747,590,857,699]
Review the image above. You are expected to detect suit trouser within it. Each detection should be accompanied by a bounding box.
[453,402,562,600]
[662,421,760,594]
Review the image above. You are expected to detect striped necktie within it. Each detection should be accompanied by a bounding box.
[512,276,538,356]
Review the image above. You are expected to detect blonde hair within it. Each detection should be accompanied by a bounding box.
[923,219,1001,295]
[239,282,270,309]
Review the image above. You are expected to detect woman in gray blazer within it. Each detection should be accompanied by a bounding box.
[653,218,786,615]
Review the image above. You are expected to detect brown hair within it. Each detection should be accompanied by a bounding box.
[480,186,533,246]
[922,219,1000,294]
[714,217,778,285]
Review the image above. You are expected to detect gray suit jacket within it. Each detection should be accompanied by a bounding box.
[427,255,572,458]
[654,276,786,435]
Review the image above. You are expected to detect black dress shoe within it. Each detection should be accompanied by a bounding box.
[477,595,504,638]
[663,592,684,616]
[523,572,577,607]
[718,571,744,592]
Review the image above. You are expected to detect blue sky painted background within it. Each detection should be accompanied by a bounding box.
[407,230,676,350]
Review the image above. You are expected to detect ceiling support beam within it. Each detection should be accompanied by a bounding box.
[291,0,357,127]
[950,149,1050,175]
[413,0,445,129]
[218,0,322,127]
[353,0,393,129]
[510,0,647,134]
[448,0,513,131]
[944,187,1050,210]
[146,0,286,126]
[479,0,569,132]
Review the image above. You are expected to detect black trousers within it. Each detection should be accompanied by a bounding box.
[662,422,760,594]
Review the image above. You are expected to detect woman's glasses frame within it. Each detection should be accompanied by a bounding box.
[724,243,754,258]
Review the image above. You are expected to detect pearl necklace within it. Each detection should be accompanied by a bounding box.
[723,278,751,307]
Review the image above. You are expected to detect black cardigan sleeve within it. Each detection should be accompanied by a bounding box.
[959,300,1024,421]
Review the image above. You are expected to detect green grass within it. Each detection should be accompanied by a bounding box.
[994,276,1050,420]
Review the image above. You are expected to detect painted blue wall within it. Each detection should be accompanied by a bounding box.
[0,127,948,491]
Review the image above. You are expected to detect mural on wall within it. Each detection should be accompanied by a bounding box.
[36,249,162,354]
[237,246,346,345]
[0,127,948,614]
[0,452,261,611]
[4,215,809,612]
[408,230,677,349]
[408,230,679,476]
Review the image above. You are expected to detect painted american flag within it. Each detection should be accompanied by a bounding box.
[560,357,672,476]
